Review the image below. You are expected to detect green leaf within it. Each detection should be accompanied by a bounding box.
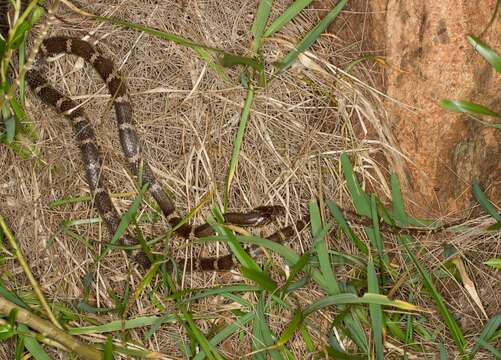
[440,99,501,128]
[221,53,264,71]
[224,88,255,209]
[304,293,419,316]
[209,209,262,272]
[195,48,230,82]
[252,0,274,52]
[275,0,348,72]
[484,258,501,269]
[310,201,338,290]
[370,195,387,267]
[439,343,447,360]
[340,152,371,216]
[103,336,115,360]
[241,267,278,292]
[467,35,501,73]
[183,284,261,303]
[487,222,501,231]
[20,327,51,360]
[367,260,384,360]
[183,310,224,360]
[264,0,313,37]
[253,295,283,360]
[469,314,501,358]
[327,200,368,255]
[440,99,500,117]
[472,181,501,221]
[0,285,30,310]
[0,322,15,341]
[98,182,148,262]
[399,236,467,354]
[193,312,255,360]
[3,114,16,143]
[276,310,304,347]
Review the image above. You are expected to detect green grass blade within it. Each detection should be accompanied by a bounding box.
[439,343,447,360]
[95,15,227,55]
[367,260,384,360]
[280,252,311,293]
[103,336,114,360]
[182,284,261,303]
[183,310,224,360]
[399,236,467,354]
[97,182,148,262]
[201,234,301,265]
[390,173,411,225]
[327,200,368,255]
[222,53,264,71]
[275,0,348,72]
[472,181,501,221]
[224,88,255,209]
[208,210,261,272]
[276,310,304,347]
[484,258,501,269]
[310,201,338,289]
[253,295,283,360]
[487,222,501,231]
[94,13,246,80]
[474,339,501,358]
[467,35,501,73]
[21,334,51,360]
[440,99,501,128]
[252,0,274,52]
[440,99,501,117]
[195,48,230,82]
[241,267,278,292]
[264,0,313,37]
[0,286,30,310]
[299,324,315,353]
[304,293,419,316]
[68,315,177,335]
[469,314,501,359]
[193,312,256,360]
[340,153,371,216]
[326,346,366,360]
[370,195,389,268]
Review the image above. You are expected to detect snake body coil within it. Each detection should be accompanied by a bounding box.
[26,36,305,271]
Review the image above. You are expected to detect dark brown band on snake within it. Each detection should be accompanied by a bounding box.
[26,36,300,271]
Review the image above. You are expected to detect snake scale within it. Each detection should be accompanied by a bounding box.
[25,36,306,271]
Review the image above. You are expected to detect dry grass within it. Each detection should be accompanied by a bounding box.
[0,1,499,359]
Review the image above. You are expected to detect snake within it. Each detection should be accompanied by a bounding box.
[24,36,306,271]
